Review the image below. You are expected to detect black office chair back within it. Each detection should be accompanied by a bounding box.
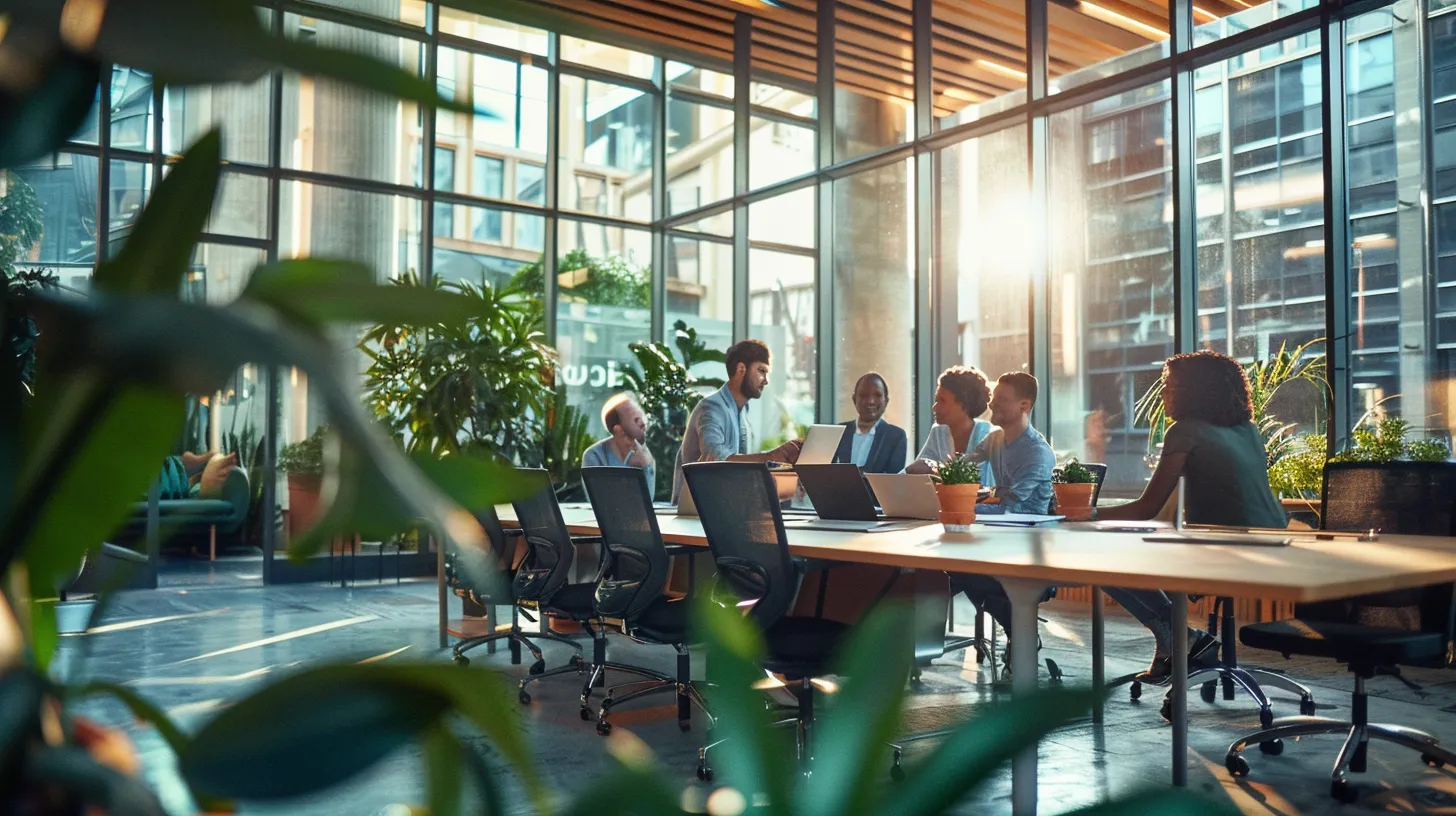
[509,468,577,605]
[582,467,670,620]
[682,461,797,629]
[1318,460,1456,634]
[447,505,515,594]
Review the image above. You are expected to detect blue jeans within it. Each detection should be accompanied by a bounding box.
[1101,587,1175,650]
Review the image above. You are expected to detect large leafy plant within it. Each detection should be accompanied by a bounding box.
[619,321,726,500]
[1136,339,1329,468]
[363,272,555,463]
[1271,416,1451,499]
[510,247,650,309]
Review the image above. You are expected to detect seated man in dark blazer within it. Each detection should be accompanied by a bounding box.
[833,372,908,474]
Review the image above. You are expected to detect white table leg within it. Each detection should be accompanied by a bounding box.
[999,577,1051,816]
[1170,591,1188,786]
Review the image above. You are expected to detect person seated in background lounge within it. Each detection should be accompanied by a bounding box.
[582,393,654,492]
[947,372,1057,667]
[1094,350,1278,681]
[832,372,908,474]
[672,338,802,504]
[904,365,995,487]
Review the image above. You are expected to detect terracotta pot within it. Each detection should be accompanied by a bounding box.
[1054,483,1097,521]
[936,483,980,529]
[287,473,322,539]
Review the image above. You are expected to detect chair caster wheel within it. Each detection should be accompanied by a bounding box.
[1129,680,1141,700]
[1159,697,1172,722]
[697,764,714,782]
[453,654,469,667]
[1331,778,1358,803]
[1259,739,1284,756]
[679,719,691,732]
[596,720,612,736]
[1200,680,1217,704]
[580,707,592,721]
[1423,753,1446,769]
[570,654,585,668]
[1300,696,1318,716]
[1225,754,1250,777]
[529,660,545,675]
[1259,707,1274,729]
[518,689,532,705]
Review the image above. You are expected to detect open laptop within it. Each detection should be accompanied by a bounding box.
[790,464,935,532]
[798,424,848,465]
[864,473,941,521]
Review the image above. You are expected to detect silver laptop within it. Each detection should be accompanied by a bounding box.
[864,473,941,520]
[798,424,847,465]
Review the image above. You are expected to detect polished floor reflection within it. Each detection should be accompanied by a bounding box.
[57,582,1456,815]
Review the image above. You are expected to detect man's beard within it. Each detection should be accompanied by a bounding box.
[738,379,762,400]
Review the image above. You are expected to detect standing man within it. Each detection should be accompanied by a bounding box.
[833,372,908,474]
[583,393,655,492]
[672,339,802,504]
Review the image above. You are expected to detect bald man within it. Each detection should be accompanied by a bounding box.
[582,393,655,493]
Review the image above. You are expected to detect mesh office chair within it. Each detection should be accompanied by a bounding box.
[448,505,582,672]
[683,461,853,782]
[581,467,712,736]
[1225,461,1456,803]
[933,462,1110,683]
[511,470,610,712]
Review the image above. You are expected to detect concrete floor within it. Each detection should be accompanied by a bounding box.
[54,580,1456,815]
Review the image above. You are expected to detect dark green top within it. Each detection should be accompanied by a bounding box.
[1163,419,1287,529]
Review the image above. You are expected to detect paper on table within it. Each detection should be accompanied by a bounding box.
[977,512,1065,526]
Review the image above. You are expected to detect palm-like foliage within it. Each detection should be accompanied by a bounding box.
[618,321,725,500]
[1135,339,1328,467]
[362,272,556,463]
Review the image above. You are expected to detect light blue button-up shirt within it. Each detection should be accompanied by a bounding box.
[849,419,880,468]
[582,437,655,494]
[968,424,1056,514]
[672,384,747,504]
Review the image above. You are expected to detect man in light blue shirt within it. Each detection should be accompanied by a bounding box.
[968,372,1056,514]
[672,339,802,504]
[582,394,655,493]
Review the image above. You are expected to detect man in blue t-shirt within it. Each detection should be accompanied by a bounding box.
[582,394,655,493]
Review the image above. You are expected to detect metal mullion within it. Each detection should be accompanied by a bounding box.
[435,31,537,64]
[1027,0,1050,435]
[279,167,426,199]
[669,228,732,245]
[821,143,916,178]
[668,85,736,110]
[97,66,112,262]
[1171,0,1198,354]
[661,172,819,229]
[262,7,284,587]
[733,13,751,343]
[1180,5,1323,70]
[913,0,934,441]
[746,105,817,129]
[815,0,836,424]
[434,189,551,217]
[1423,0,1442,387]
[422,2,439,286]
[106,146,154,163]
[919,104,1053,152]
[558,63,657,94]
[651,56,668,344]
[747,239,817,257]
[277,0,429,40]
[552,208,654,231]
[544,31,561,346]
[196,233,274,250]
[1322,11,1353,450]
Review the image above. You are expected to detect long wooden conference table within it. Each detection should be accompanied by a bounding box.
[452,504,1456,815]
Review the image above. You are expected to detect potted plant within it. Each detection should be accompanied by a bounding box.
[279,425,327,539]
[1053,458,1097,521]
[932,455,981,532]
[1271,417,1451,517]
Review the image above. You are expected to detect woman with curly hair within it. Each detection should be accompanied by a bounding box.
[904,365,996,486]
[1097,350,1287,681]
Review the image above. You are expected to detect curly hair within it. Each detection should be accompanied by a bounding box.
[1162,350,1253,426]
[937,365,991,419]
[725,339,771,379]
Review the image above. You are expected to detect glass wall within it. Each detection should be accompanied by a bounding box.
[43,0,1456,568]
